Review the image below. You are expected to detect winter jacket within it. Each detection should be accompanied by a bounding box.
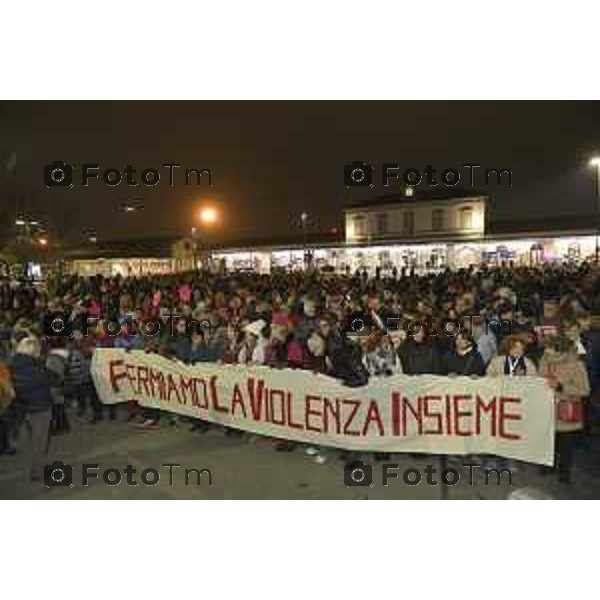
[264,339,289,368]
[10,354,54,414]
[398,340,441,375]
[486,355,538,377]
[538,353,590,433]
[67,348,87,387]
[329,341,369,387]
[580,328,600,393]
[46,349,69,405]
[441,347,486,376]
[475,331,498,366]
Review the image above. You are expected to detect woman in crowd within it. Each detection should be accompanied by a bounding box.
[364,331,402,376]
[238,319,269,365]
[45,337,70,434]
[264,312,291,368]
[442,330,486,377]
[538,334,590,483]
[397,324,441,375]
[486,335,538,377]
[9,337,54,481]
[470,316,498,367]
[329,334,369,387]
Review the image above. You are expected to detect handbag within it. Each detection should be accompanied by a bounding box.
[556,397,584,423]
[546,362,584,423]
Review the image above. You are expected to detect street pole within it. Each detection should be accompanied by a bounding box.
[596,164,600,264]
[300,212,308,270]
[590,158,600,264]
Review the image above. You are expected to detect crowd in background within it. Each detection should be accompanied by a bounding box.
[1,262,600,483]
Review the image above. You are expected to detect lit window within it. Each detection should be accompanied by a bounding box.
[459,207,473,229]
[354,216,366,236]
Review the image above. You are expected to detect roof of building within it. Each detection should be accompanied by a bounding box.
[211,230,344,251]
[489,215,597,237]
[64,230,346,260]
[64,235,185,260]
[345,188,487,210]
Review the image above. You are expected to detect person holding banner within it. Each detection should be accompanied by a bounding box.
[539,334,590,483]
[363,331,402,377]
[397,326,441,375]
[238,319,269,365]
[486,335,537,378]
[441,331,486,377]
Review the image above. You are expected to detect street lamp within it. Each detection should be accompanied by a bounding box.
[199,206,218,225]
[589,157,600,262]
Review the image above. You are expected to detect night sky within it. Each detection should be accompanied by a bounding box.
[1,101,600,245]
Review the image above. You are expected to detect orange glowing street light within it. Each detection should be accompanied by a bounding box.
[199,206,218,225]
[38,237,48,247]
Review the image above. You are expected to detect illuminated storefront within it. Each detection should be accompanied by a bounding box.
[212,235,598,275]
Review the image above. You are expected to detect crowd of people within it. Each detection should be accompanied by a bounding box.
[1,261,600,483]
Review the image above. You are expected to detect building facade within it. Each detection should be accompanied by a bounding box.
[64,235,197,277]
[213,191,598,275]
[345,193,487,245]
[63,191,599,277]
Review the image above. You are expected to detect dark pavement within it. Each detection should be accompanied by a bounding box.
[2,406,600,499]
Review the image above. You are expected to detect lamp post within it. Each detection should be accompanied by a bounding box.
[300,211,310,270]
[590,157,600,263]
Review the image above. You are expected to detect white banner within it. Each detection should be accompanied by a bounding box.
[91,348,556,465]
